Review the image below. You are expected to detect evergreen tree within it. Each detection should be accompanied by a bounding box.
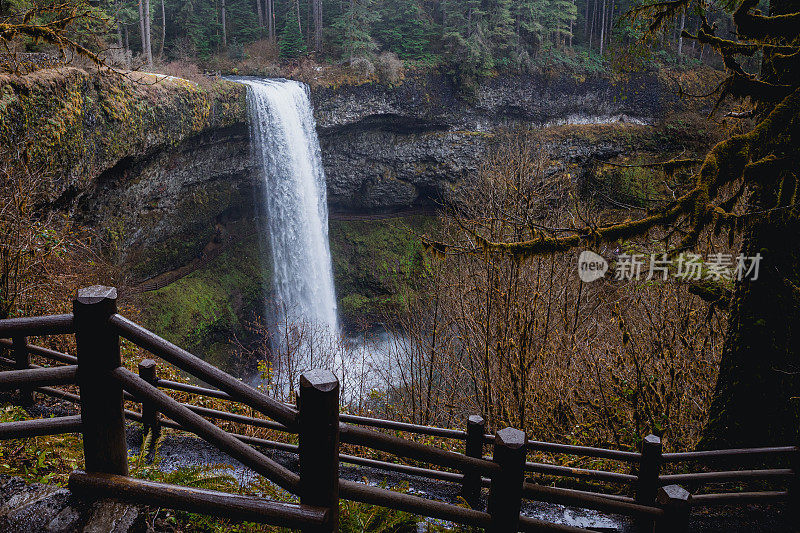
[279,0,306,58]
[373,0,433,60]
[330,0,378,59]
[489,0,515,65]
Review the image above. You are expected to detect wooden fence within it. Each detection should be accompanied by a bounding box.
[0,286,795,532]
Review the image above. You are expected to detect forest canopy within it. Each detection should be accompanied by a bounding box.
[1,0,743,85]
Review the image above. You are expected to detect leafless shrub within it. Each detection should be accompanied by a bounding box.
[349,57,375,79]
[169,36,197,62]
[383,131,727,453]
[104,46,132,69]
[0,147,114,319]
[156,60,216,88]
[244,39,279,63]
[375,52,404,85]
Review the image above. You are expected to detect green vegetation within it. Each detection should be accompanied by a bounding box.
[278,4,306,58]
[136,215,439,352]
[2,0,718,93]
[138,233,268,366]
[0,406,84,485]
[329,215,438,325]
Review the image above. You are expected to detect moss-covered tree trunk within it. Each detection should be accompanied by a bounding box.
[702,0,800,448]
[703,179,800,447]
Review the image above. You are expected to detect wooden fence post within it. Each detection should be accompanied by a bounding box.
[488,427,526,532]
[636,434,662,532]
[298,369,339,532]
[139,359,161,444]
[790,445,800,528]
[12,335,32,405]
[74,286,127,475]
[462,414,485,509]
[655,484,691,533]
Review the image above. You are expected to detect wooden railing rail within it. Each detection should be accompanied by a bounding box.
[1,285,797,532]
[0,365,77,391]
[662,446,798,462]
[109,313,299,429]
[0,313,74,337]
[154,376,469,439]
[659,468,794,484]
[483,433,643,463]
[522,482,665,519]
[690,491,790,506]
[339,422,500,476]
[69,472,330,529]
[525,460,638,485]
[0,338,78,365]
[339,412,467,439]
[112,366,301,493]
[0,414,83,439]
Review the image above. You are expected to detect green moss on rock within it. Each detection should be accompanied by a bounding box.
[329,215,438,325]
[137,214,439,359]
[0,68,247,201]
[138,233,268,363]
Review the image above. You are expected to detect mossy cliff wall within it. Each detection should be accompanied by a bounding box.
[0,68,250,281]
[0,67,686,364]
[0,68,246,198]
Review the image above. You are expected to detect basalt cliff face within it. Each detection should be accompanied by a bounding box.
[312,72,665,212]
[0,68,248,280]
[1,67,677,355]
[1,68,669,282]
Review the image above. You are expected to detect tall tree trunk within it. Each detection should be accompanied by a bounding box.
[677,7,685,57]
[256,0,264,27]
[702,172,800,447]
[160,0,166,57]
[266,0,275,42]
[589,0,596,49]
[584,0,590,38]
[607,0,614,49]
[143,0,152,65]
[221,0,227,49]
[599,0,606,54]
[702,0,800,448]
[312,0,323,52]
[296,0,302,33]
[138,0,146,57]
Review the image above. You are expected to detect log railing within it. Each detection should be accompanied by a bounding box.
[0,285,796,532]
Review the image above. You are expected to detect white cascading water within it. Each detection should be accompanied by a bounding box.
[234,77,395,402]
[239,78,338,336]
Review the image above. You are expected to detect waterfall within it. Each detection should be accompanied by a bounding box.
[239,78,338,336]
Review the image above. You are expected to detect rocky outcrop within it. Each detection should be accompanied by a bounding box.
[77,122,255,280]
[0,68,249,280]
[1,67,670,282]
[0,475,142,533]
[0,68,246,202]
[312,72,667,212]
